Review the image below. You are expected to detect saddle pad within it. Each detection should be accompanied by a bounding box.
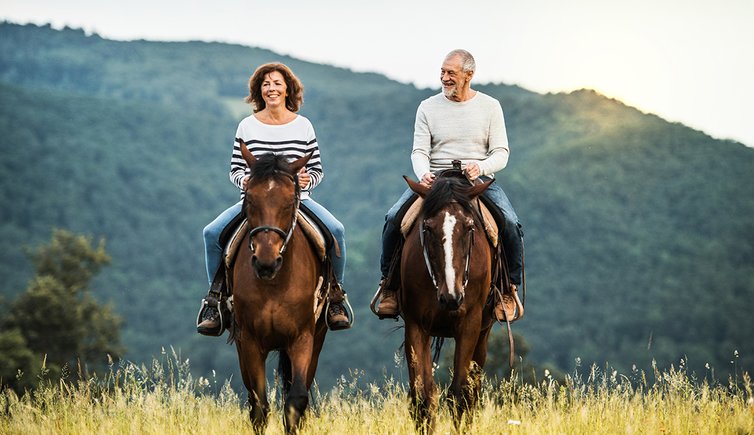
[400,197,498,247]
[224,212,327,269]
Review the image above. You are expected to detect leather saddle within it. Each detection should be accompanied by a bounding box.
[223,206,334,269]
[399,167,499,246]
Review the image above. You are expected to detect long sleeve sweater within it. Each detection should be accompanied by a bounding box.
[411,91,509,179]
[230,114,323,199]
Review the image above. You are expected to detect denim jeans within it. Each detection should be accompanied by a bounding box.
[380,176,523,285]
[203,199,346,286]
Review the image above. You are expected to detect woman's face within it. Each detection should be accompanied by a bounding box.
[261,70,288,109]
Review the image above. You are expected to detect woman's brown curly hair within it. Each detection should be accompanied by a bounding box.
[245,63,304,113]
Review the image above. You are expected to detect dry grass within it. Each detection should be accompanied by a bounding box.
[2,351,752,434]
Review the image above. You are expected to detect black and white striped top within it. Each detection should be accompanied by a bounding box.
[230,114,323,199]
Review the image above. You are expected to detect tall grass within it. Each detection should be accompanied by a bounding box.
[2,350,752,434]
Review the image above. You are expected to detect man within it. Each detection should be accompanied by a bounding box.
[375,49,524,321]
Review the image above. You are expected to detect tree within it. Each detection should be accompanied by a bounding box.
[0,229,124,392]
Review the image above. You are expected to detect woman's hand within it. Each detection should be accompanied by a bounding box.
[420,172,436,188]
[298,168,311,189]
[242,175,251,190]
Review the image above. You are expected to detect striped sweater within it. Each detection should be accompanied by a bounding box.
[230,114,323,199]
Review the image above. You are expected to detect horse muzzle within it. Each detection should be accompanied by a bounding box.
[438,291,464,311]
[251,254,283,280]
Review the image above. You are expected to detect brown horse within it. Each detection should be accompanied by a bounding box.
[231,144,329,434]
[401,173,497,432]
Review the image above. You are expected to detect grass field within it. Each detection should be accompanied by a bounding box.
[2,350,752,434]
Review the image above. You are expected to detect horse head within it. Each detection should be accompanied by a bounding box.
[239,141,311,280]
[405,175,493,311]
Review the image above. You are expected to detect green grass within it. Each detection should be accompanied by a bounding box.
[2,351,753,434]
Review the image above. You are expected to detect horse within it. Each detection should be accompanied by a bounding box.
[231,144,329,434]
[400,172,497,432]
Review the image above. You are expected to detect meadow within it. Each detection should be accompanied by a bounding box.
[2,350,752,434]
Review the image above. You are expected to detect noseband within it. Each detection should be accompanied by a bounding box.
[419,209,476,293]
[246,171,300,256]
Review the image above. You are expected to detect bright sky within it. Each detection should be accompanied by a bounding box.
[3,0,754,146]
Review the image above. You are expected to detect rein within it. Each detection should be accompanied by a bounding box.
[246,171,301,256]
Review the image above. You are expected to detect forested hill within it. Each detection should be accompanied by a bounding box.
[1,21,752,385]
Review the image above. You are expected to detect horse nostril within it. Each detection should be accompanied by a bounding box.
[275,256,283,266]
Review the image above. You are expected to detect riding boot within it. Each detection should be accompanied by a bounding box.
[495,283,523,323]
[375,277,399,319]
[197,267,231,336]
[326,283,352,331]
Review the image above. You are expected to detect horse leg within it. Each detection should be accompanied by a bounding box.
[282,334,314,434]
[449,321,483,429]
[236,340,269,434]
[468,326,493,409]
[405,321,436,434]
[305,323,328,390]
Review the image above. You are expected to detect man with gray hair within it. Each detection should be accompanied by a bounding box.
[375,49,524,322]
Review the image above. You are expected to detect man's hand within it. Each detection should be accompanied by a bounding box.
[242,175,250,190]
[463,162,481,181]
[298,167,311,189]
[420,172,436,188]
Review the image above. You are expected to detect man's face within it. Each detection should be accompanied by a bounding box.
[440,55,470,100]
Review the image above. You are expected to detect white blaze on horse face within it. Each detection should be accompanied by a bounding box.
[442,211,458,298]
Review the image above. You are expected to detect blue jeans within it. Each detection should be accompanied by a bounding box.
[203,199,346,285]
[380,177,523,285]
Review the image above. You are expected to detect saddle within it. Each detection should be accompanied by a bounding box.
[223,208,332,269]
[400,196,499,246]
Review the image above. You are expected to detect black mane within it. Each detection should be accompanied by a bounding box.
[422,177,477,218]
[249,153,294,182]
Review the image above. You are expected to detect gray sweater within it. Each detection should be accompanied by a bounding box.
[411,91,510,179]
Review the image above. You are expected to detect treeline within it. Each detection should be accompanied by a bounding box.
[0,22,752,389]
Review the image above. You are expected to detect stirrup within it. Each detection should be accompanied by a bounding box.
[196,293,232,336]
[494,286,524,323]
[326,293,355,331]
[370,287,399,320]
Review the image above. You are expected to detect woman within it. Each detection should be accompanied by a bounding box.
[197,63,350,336]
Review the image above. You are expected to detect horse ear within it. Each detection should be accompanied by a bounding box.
[404,175,430,198]
[289,152,313,174]
[466,178,495,199]
[238,138,257,167]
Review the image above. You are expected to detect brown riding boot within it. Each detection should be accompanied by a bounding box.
[327,283,352,331]
[197,306,222,335]
[197,267,230,336]
[495,283,522,322]
[375,278,399,318]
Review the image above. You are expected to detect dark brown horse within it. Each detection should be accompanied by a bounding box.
[401,173,497,432]
[232,144,329,434]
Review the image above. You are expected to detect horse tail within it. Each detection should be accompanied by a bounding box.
[277,350,293,401]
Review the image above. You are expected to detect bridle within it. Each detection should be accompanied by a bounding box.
[419,206,476,294]
[246,171,300,256]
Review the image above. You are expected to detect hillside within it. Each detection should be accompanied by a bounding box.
[1,22,752,386]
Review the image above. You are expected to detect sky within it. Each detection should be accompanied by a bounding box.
[3,0,754,146]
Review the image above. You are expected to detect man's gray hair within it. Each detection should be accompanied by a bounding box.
[446,49,476,73]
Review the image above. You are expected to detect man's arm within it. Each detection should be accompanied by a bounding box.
[411,105,432,180]
[476,100,510,177]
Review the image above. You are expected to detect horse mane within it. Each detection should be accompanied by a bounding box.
[421,177,478,218]
[249,153,294,181]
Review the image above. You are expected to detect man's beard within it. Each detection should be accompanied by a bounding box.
[442,84,457,98]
